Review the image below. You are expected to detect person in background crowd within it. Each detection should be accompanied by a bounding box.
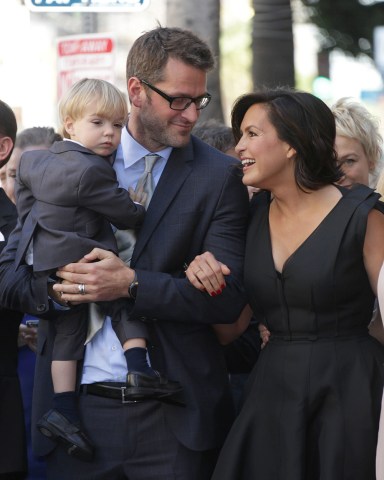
[332,97,383,189]
[192,118,237,156]
[3,126,63,480]
[0,99,27,480]
[186,88,384,480]
[4,127,62,205]
[0,164,7,186]
[0,27,249,480]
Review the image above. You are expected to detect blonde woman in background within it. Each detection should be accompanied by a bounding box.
[331,97,383,189]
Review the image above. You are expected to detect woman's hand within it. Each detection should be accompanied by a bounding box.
[185,251,230,296]
[18,323,38,353]
[259,323,270,349]
[213,304,253,345]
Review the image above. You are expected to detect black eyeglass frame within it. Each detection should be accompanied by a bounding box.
[140,79,211,111]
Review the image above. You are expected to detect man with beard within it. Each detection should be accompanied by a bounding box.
[0,27,249,480]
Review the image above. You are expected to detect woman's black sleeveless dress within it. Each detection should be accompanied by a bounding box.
[212,184,384,480]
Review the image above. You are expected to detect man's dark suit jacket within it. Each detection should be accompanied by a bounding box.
[15,141,144,272]
[0,136,249,457]
[0,188,27,475]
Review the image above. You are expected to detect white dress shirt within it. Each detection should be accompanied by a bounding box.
[81,127,171,384]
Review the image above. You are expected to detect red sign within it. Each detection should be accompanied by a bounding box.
[58,38,114,56]
[57,33,116,99]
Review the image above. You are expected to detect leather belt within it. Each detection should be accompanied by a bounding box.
[80,383,142,404]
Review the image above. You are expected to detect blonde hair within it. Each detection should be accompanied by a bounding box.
[58,78,128,139]
[331,98,383,178]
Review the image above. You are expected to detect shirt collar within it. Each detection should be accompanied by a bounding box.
[64,138,83,147]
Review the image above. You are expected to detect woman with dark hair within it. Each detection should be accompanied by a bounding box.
[186,88,384,479]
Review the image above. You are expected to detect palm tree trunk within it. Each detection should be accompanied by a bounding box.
[166,0,224,122]
[252,0,295,88]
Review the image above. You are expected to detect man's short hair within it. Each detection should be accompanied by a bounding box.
[15,127,62,150]
[126,26,215,84]
[193,119,235,154]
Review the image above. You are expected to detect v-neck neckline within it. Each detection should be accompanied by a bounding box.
[268,187,345,275]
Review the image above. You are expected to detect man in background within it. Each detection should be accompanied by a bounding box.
[0,99,27,480]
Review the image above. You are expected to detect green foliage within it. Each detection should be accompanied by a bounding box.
[301,0,384,58]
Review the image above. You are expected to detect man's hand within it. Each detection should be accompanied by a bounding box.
[185,251,230,296]
[53,248,135,304]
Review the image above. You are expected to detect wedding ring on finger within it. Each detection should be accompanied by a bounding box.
[78,283,86,295]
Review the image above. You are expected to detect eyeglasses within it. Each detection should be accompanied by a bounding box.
[140,79,211,111]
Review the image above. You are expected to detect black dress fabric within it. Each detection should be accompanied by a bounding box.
[212,184,384,480]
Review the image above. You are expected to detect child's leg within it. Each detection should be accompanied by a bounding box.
[51,360,80,425]
[37,310,94,461]
[122,337,158,377]
[49,310,87,424]
[109,304,159,377]
[122,337,146,350]
[110,304,183,401]
[52,360,77,393]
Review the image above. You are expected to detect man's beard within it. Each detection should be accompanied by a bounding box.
[140,104,192,149]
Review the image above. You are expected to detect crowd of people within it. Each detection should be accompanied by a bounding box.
[0,25,383,480]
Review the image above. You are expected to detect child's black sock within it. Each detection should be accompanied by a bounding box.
[124,347,157,377]
[53,391,80,426]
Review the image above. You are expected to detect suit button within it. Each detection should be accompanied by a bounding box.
[140,316,147,321]
[36,304,46,312]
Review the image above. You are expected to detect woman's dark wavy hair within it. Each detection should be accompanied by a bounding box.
[231,88,342,190]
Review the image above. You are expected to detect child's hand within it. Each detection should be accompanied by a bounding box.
[128,186,147,206]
